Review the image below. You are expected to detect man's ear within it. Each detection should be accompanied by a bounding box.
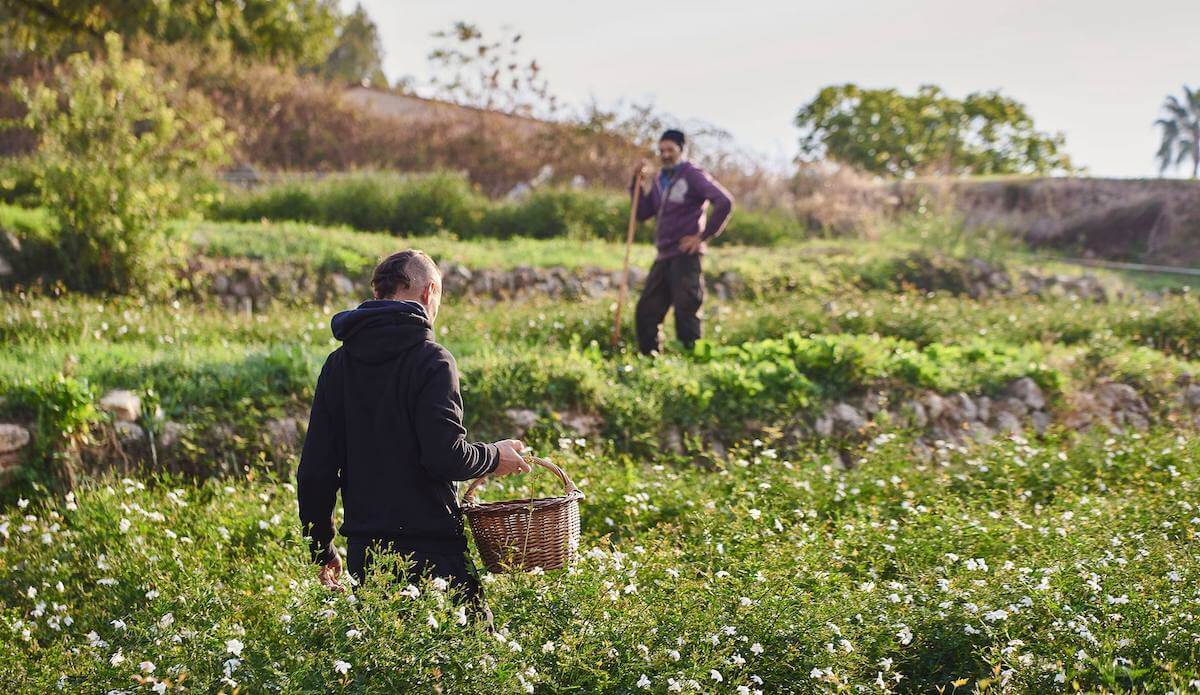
[421,282,434,304]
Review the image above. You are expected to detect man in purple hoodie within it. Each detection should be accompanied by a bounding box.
[630,129,734,355]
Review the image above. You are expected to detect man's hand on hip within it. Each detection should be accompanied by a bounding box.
[678,234,703,254]
[318,552,345,592]
[493,439,532,476]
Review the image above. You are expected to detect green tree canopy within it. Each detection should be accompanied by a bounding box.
[317,2,387,88]
[0,0,340,67]
[795,84,1073,177]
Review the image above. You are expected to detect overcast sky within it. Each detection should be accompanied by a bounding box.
[346,0,1199,178]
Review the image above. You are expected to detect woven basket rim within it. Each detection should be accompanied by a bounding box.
[463,490,583,514]
[461,455,582,506]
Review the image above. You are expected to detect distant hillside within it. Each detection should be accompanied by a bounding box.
[0,48,640,196]
[892,177,1200,267]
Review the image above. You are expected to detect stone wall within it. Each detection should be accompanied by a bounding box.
[8,371,1200,483]
[0,423,31,488]
[190,258,747,308]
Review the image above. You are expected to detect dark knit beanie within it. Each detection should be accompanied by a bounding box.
[660,129,686,148]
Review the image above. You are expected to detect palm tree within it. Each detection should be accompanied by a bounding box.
[1156,86,1200,178]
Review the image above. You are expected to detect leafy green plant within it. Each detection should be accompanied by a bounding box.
[2,373,100,490]
[11,33,229,294]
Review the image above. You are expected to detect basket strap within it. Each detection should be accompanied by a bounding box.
[462,454,579,506]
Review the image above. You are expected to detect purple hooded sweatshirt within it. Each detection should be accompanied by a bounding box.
[630,161,734,260]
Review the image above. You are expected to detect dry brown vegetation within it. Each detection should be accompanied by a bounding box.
[0,43,643,196]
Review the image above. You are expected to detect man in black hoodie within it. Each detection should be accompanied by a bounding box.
[297,249,530,610]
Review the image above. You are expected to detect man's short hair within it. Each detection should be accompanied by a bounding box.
[371,250,439,299]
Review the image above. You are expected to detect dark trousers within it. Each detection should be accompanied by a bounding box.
[347,538,493,626]
[635,253,704,355]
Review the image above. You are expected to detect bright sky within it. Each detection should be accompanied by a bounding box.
[347,0,1199,179]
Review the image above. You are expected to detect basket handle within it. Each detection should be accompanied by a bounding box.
[462,454,580,506]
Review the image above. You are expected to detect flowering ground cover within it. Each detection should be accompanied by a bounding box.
[2,431,1199,692]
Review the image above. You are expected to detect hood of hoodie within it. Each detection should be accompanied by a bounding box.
[330,300,433,364]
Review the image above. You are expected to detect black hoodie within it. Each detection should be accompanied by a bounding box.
[296,300,499,564]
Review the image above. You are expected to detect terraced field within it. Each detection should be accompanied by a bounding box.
[3,214,1200,692]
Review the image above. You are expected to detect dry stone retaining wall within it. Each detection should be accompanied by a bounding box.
[5,372,1193,483]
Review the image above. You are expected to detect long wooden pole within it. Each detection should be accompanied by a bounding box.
[611,170,643,349]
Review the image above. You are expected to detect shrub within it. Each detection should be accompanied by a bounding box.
[480,187,633,241]
[1,373,101,490]
[213,171,486,236]
[213,171,807,245]
[12,34,229,294]
[716,207,805,246]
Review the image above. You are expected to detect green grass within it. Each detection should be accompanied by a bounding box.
[186,217,836,294]
[188,218,660,273]
[0,203,55,235]
[0,291,1084,464]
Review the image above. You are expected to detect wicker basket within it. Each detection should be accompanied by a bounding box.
[462,455,583,573]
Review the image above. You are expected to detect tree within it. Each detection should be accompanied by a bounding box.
[0,0,340,67]
[12,33,230,293]
[1155,86,1200,179]
[427,21,558,118]
[317,3,387,87]
[795,84,1073,177]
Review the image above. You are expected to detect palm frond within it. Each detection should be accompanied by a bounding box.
[1157,123,1177,147]
[1185,85,1200,114]
[1155,89,1200,172]
[1162,99,1189,125]
[1175,139,1195,166]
